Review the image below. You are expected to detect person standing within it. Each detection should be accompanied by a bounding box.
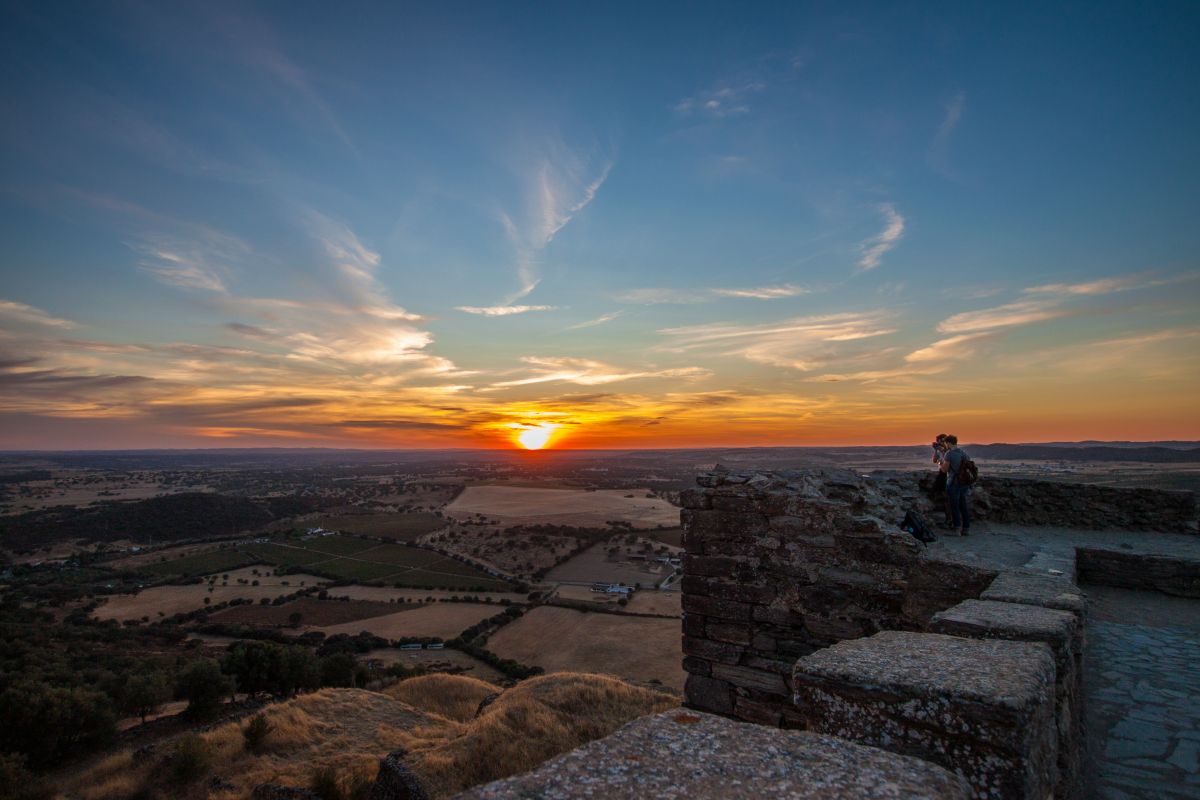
[930,434,953,528]
[941,434,971,536]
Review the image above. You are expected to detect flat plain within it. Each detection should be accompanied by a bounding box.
[445,486,680,528]
[94,567,328,621]
[315,602,502,640]
[486,605,684,690]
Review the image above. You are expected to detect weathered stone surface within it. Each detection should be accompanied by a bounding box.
[1076,547,1200,597]
[681,469,996,729]
[930,599,1077,651]
[793,631,1057,800]
[981,571,1086,615]
[929,599,1082,799]
[454,710,970,799]
[368,751,430,800]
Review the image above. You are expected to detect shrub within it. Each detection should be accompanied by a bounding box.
[242,712,273,754]
[169,734,210,785]
[309,765,343,800]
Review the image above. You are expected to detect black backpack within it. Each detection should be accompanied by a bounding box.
[957,456,979,487]
[901,509,937,545]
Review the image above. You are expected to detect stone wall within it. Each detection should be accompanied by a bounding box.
[680,468,996,726]
[1076,547,1200,597]
[920,474,1196,533]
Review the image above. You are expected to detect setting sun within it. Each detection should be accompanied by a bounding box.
[517,425,556,450]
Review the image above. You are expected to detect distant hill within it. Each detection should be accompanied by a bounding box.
[968,444,1200,463]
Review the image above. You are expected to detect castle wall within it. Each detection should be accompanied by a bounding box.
[679,470,996,726]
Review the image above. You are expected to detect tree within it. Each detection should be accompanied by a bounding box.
[177,659,234,721]
[0,681,115,767]
[121,671,171,725]
[319,653,358,688]
[288,611,304,629]
[223,641,320,698]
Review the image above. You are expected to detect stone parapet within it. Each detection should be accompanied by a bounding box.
[930,599,1082,798]
[792,631,1058,800]
[916,474,1197,533]
[681,468,995,726]
[1075,547,1200,597]
[454,709,971,799]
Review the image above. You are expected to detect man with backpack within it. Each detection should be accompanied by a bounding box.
[941,434,977,536]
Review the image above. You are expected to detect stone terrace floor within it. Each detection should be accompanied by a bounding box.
[929,522,1200,799]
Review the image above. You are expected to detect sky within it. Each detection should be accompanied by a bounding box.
[1,1,1198,450]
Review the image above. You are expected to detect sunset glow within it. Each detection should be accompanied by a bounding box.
[517,426,557,451]
[0,5,1197,450]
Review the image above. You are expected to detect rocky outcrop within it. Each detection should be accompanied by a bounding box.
[368,750,430,800]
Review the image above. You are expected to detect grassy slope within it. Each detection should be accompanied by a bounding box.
[66,673,677,799]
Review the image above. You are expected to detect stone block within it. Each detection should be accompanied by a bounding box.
[980,571,1086,616]
[793,630,1057,800]
[682,635,743,664]
[929,599,1081,799]
[684,674,733,714]
[454,710,970,799]
[681,593,753,621]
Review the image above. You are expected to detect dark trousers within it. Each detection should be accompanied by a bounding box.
[947,484,970,531]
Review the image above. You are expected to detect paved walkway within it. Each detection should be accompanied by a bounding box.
[1082,586,1200,799]
[927,524,1200,798]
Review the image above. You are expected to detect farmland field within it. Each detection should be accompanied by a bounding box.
[303,512,446,541]
[545,543,672,586]
[445,486,681,528]
[94,567,328,621]
[315,603,501,640]
[205,596,403,628]
[139,547,260,577]
[486,606,684,690]
[330,585,529,604]
[138,534,512,590]
[361,647,505,682]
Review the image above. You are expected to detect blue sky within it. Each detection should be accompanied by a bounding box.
[1,1,1198,448]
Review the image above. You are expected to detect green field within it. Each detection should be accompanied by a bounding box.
[140,548,259,577]
[144,535,510,590]
[303,512,446,541]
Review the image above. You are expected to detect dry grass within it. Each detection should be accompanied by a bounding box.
[487,606,686,690]
[64,674,675,799]
[315,603,501,639]
[404,672,678,797]
[445,486,680,528]
[383,673,501,722]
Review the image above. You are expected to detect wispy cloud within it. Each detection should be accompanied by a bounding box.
[567,311,624,330]
[928,90,965,179]
[455,305,557,317]
[502,141,613,301]
[619,283,809,304]
[905,333,991,363]
[658,311,896,371]
[673,80,765,118]
[1023,275,1150,296]
[937,300,1067,334]
[132,234,234,293]
[0,300,76,329]
[857,203,905,271]
[489,356,709,388]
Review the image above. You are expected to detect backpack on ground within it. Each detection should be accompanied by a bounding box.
[956,457,979,487]
[901,509,937,545]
